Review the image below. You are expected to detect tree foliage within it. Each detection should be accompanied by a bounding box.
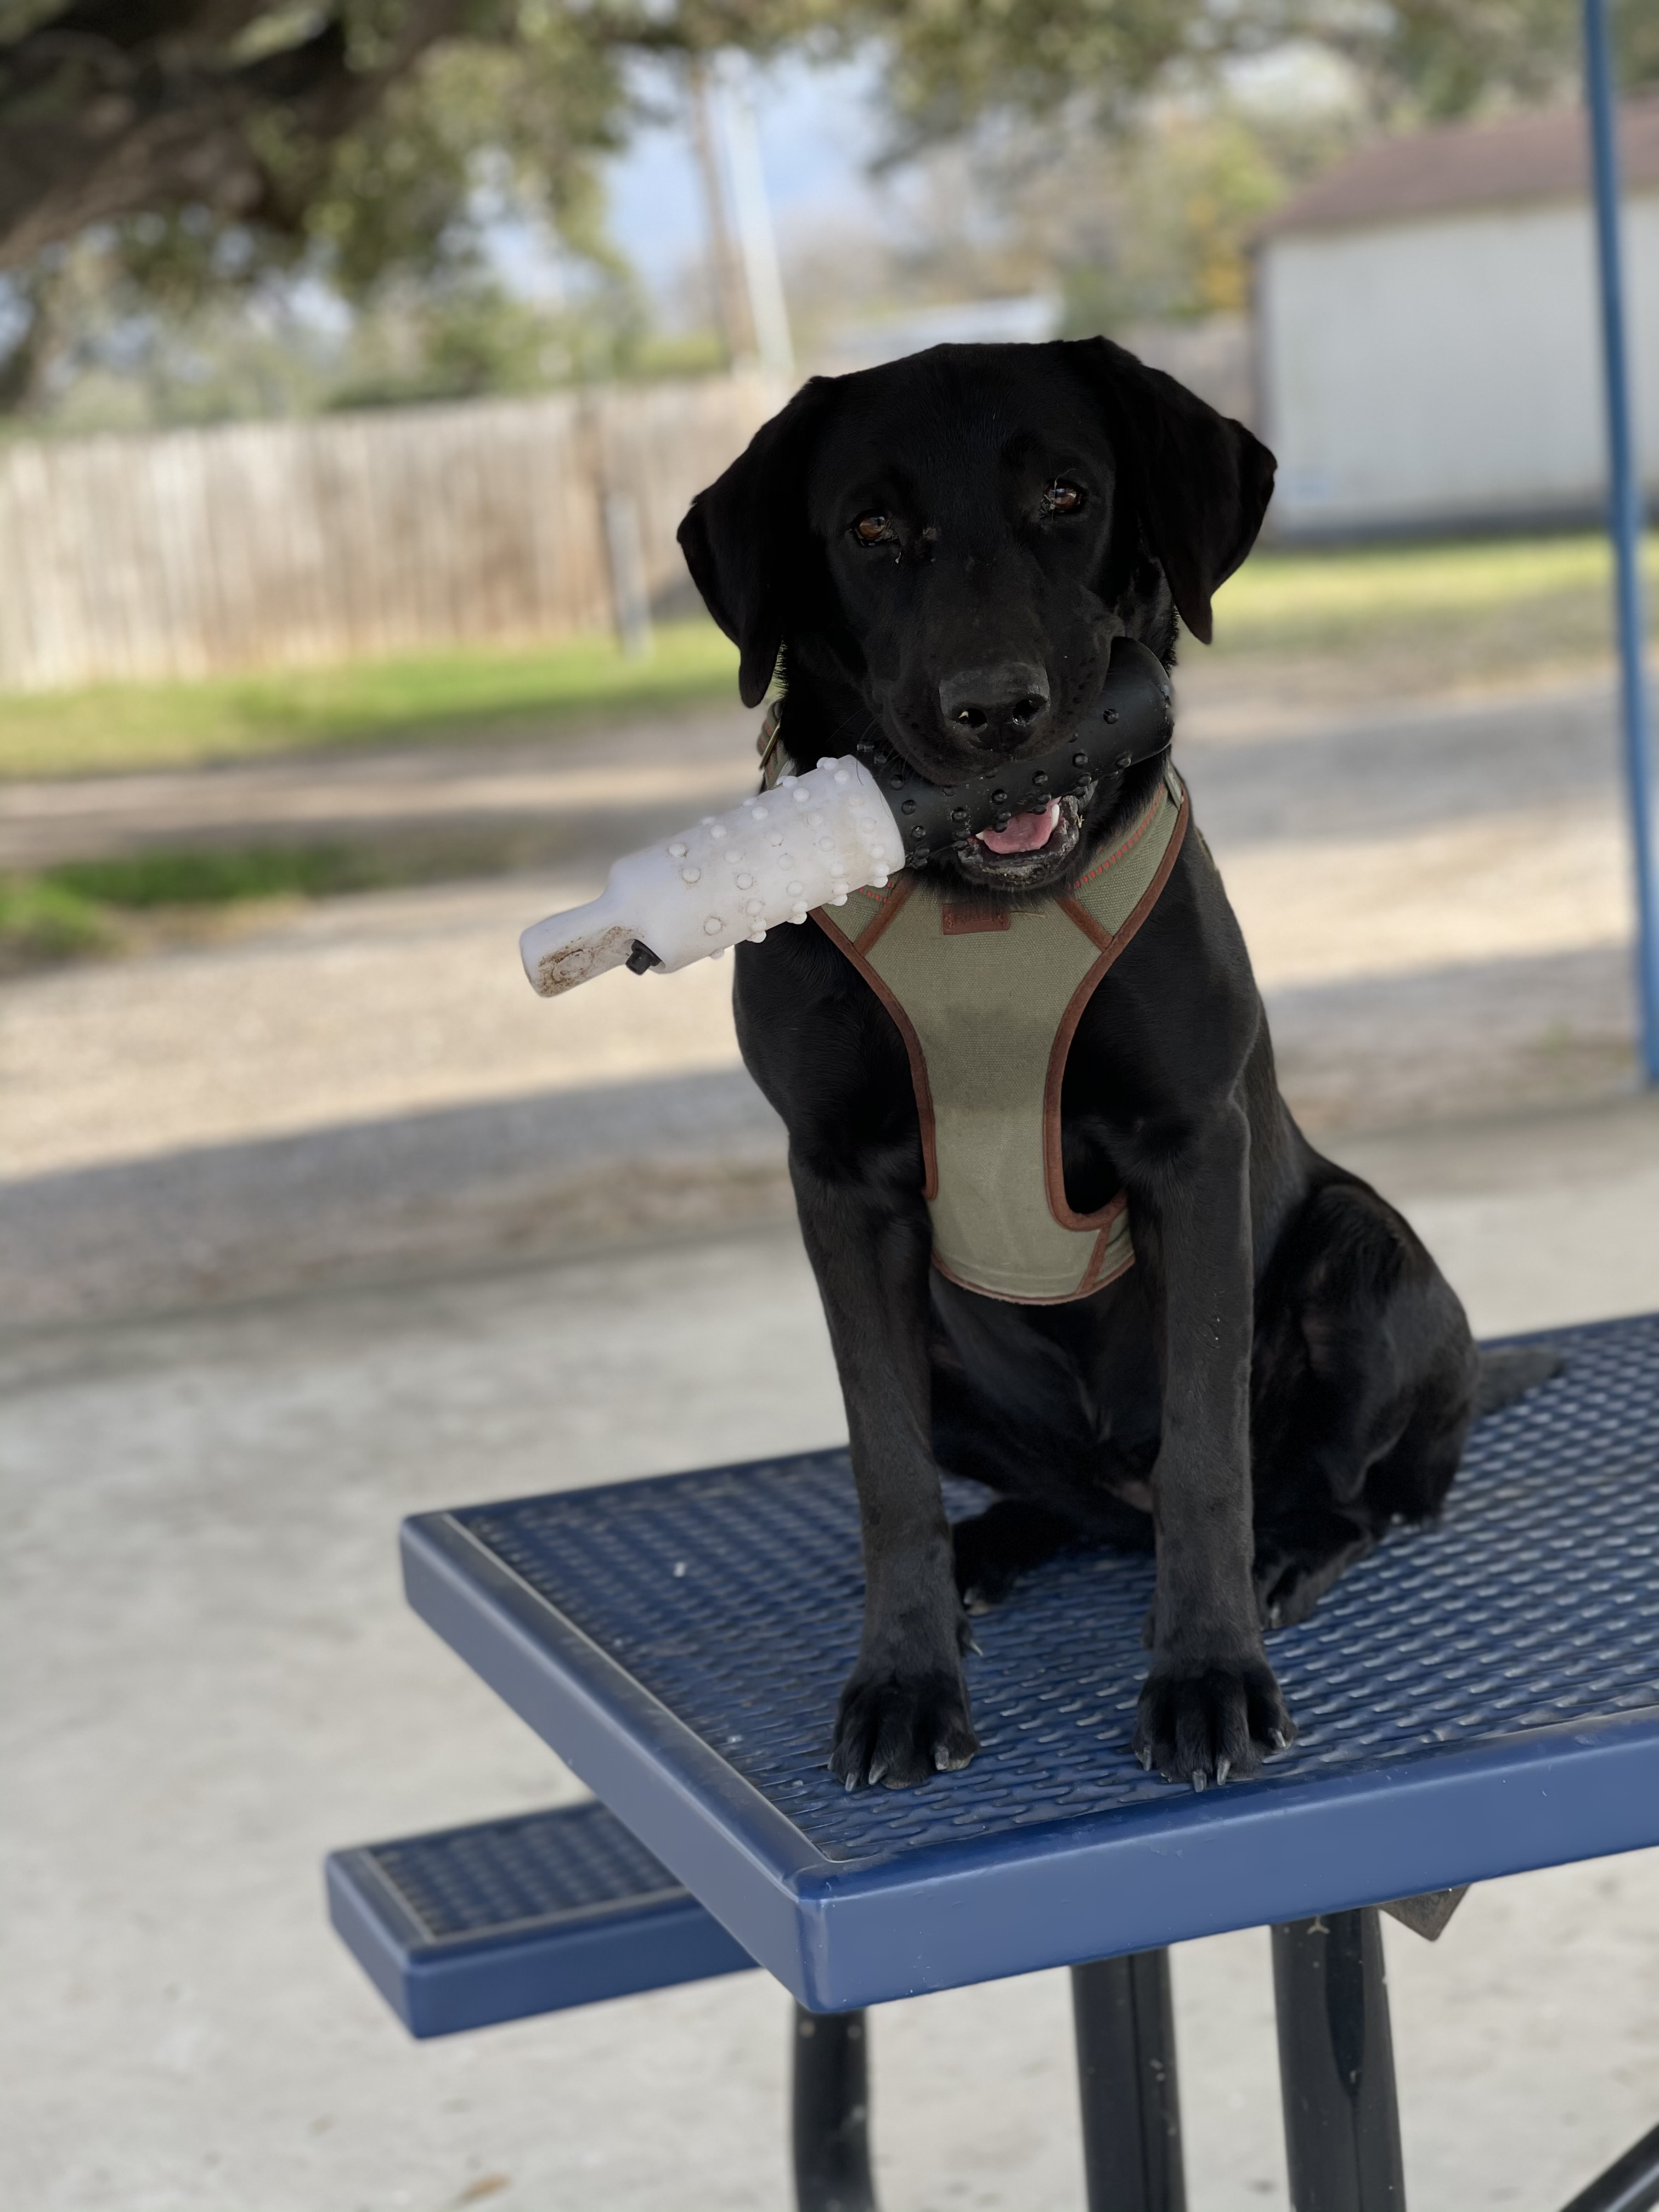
[6,1,1659,285]
[854,0,1659,149]
[0,1,826,408]
[1301,0,1659,121]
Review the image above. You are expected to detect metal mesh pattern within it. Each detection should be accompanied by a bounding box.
[457,1315,1659,1867]
[370,1802,682,1942]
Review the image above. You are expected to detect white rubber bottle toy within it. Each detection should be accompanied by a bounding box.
[520,757,906,996]
[518,638,1173,997]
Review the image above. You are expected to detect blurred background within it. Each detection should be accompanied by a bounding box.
[5,4,1659,2209]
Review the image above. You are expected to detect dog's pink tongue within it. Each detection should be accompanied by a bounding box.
[977,800,1060,855]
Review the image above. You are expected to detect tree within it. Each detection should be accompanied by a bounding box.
[0,2,459,271]
[0,1,832,409]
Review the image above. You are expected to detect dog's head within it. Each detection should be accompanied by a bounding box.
[679,340,1274,892]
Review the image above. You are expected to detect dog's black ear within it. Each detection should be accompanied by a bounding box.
[1063,337,1276,645]
[678,379,836,709]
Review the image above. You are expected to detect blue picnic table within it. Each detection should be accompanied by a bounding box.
[328,1311,1659,2212]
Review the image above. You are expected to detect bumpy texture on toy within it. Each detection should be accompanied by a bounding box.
[521,755,907,996]
[518,636,1175,998]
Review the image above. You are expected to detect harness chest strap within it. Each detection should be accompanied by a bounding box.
[813,768,1189,1305]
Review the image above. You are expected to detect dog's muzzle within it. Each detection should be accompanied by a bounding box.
[851,637,1172,870]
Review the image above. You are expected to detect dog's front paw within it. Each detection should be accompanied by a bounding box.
[830,1665,980,1791]
[1132,1655,1294,1790]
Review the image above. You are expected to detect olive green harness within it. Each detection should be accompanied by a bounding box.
[813,767,1188,1305]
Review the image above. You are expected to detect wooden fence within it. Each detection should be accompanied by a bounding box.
[0,372,783,691]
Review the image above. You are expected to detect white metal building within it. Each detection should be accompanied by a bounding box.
[1256,98,1659,537]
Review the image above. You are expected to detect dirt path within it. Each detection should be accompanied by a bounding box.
[0,703,759,869]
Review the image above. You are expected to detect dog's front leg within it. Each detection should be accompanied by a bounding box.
[1130,1100,1295,1786]
[792,1155,979,1790]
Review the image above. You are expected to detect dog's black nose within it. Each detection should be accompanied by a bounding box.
[938,662,1050,746]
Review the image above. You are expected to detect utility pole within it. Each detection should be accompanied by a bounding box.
[713,50,796,383]
[1584,0,1659,1082]
[687,55,757,370]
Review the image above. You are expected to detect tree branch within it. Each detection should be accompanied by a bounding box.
[0,1,468,268]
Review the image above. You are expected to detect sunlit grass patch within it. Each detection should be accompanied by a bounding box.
[0,619,741,780]
[0,840,477,970]
[0,873,119,968]
[47,845,397,907]
[1211,531,1656,661]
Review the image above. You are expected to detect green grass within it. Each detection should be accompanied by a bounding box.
[1209,529,1657,662]
[47,845,404,906]
[0,839,462,970]
[0,618,741,780]
[0,873,120,967]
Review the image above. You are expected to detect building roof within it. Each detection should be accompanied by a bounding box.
[1261,94,1659,238]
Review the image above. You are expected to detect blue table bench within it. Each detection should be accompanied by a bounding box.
[329,1313,1659,2212]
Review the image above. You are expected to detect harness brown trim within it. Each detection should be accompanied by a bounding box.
[1043,789,1190,1233]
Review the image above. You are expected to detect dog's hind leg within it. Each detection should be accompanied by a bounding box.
[1254,1512,1377,1629]
[1251,1172,1479,1627]
[952,1499,1079,1613]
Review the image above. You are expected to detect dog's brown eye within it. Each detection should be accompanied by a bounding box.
[853,512,894,545]
[1042,481,1085,515]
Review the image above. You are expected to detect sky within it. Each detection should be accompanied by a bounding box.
[600,50,891,306]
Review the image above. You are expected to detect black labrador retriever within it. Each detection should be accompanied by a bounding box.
[677,338,1551,1792]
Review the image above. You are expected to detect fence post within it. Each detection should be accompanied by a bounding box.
[602,489,653,661]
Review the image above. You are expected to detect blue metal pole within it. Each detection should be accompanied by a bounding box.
[1585,0,1659,1084]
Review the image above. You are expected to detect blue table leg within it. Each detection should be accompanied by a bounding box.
[1273,1909,1406,2211]
[793,2005,878,2212]
[1072,1949,1187,2212]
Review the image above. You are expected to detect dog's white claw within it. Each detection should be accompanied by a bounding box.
[1190,1770,1208,1793]
[866,1756,890,1789]
[1135,1743,1153,1772]
[1215,1756,1232,1786]
[1270,1728,1291,1751]
[843,1770,859,1793]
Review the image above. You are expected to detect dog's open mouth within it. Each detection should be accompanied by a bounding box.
[951,793,1085,888]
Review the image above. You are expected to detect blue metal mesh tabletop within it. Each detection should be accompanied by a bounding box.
[403,1312,1659,2008]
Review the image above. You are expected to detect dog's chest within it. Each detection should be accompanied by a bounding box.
[813,768,1186,1305]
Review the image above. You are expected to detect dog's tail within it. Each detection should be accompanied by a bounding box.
[1473,1343,1566,1420]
